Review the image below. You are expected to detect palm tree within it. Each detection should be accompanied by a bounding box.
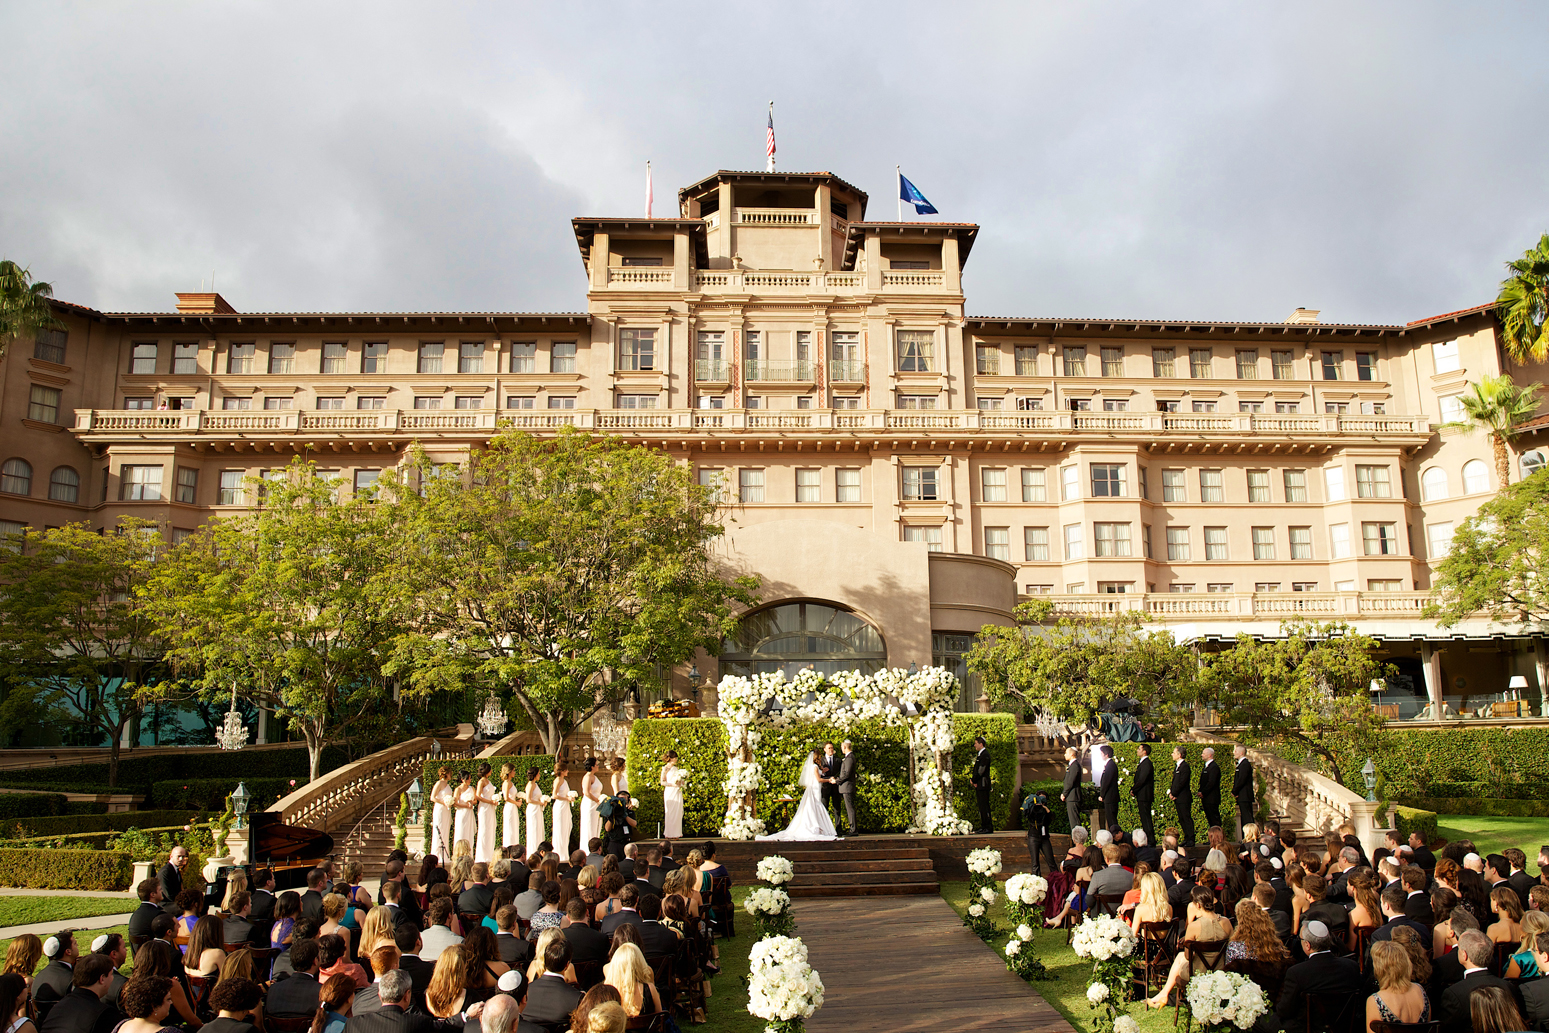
[0,260,63,363]
[1496,234,1549,363]
[1453,374,1543,488]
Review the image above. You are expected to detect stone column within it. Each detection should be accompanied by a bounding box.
[257,707,270,745]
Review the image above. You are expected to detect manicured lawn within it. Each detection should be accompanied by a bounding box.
[1435,815,1549,860]
[701,884,762,1033]
[0,925,130,976]
[0,897,133,930]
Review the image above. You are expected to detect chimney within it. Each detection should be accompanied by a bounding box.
[175,292,237,314]
[1285,307,1320,325]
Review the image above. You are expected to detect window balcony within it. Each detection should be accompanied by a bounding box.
[691,270,865,293]
[829,361,867,382]
[1036,589,1434,620]
[745,360,813,382]
[695,360,730,382]
[732,207,819,226]
[605,267,674,288]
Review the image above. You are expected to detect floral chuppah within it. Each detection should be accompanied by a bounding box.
[715,666,973,839]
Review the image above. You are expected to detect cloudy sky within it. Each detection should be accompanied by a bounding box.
[3,2,1546,325]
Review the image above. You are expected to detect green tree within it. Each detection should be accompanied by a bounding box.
[1197,620,1387,786]
[0,518,168,786]
[141,461,406,780]
[1496,234,1549,363]
[383,427,758,754]
[1428,471,1549,627]
[0,261,64,364]
[1448,374,1542,490]
[964,599,1200,734]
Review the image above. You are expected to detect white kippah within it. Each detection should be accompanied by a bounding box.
[91,935,110,952]
[1270,856,1284,869]
[1464,852,1481,866]
[497,971,523,993]
[43,937,61,957]
[1303,919,1330,939]
[1162,850,1178,861]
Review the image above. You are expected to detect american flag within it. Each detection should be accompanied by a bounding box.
[765,103,776,171]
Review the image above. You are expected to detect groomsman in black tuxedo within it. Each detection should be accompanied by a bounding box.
[1169,747,1195,846]
[1098,744,1119,833]
[970,736,993,834]
[1059,747,1083,835]
[1232,744,1255,839]
[1198,747,1223,830]
[1132,743,1155,843]
[835,740,859,836]
[819,742,841,827]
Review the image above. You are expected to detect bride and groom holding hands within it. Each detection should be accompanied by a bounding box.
[759,740,859,841]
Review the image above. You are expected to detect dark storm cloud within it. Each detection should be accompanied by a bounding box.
[1,1,1546,323]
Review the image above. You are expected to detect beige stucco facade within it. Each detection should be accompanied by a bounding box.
[5,169,1549,715]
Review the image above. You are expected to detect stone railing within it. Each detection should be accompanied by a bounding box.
[1041,591,1434,619]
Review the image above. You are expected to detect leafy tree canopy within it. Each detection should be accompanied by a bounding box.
[1496,233,1549,363]
[1428,470,1549,628]
[0,260,63,363]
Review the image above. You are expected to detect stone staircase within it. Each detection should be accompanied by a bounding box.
[339,803,401,875]
[715,838,940,897]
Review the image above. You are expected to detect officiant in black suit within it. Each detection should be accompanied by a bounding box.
[835,740,859,836]
[1098,744,1119,833]
[1132,743,1155,843]
[970,736,993,834]
[819,742,841,827]
[1060,747,1082,834]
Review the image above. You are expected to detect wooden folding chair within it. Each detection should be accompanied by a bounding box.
[1062,880,1092,946]
[1171,938,1230,1030]
[1305,990,1363,1033]
[266,1014,313,1033]
[1131,920,1176,1000]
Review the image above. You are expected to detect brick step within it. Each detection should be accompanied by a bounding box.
[787,880,939,898]
[787,868,934,886]
[772,849,932,864]
[787,858,935,874]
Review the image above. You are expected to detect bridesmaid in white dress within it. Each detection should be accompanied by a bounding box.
[578,758,603,852]
[430,766,454,860]
[661,751,685,841]
[474,762,498,863]
[451,771,477,854]
[551,759,575,855]
[500,763,522,853]
[523,766,547,858]
[609,757,629,798]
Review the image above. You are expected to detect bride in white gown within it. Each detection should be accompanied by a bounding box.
[758,749,841,841]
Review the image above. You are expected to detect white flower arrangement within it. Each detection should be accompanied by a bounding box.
[721,814,767,841]
[757,855,794,886]
[979,886,997,903]
[1071,915,1138,962]
[1114,1017,1140,1033]
[1184,971,1270,1031]
[1005,939,1022,956]
[746,935,825,1025]
[1017,924,1033,940]
[743,887,792,917]
[967,902,986,918]
[966,847,1003,876]
[1005,873,1049,906]
[1087,983,1110,1004]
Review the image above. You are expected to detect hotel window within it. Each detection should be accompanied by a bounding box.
[697,469,723,504]
[0,460,31,496]
[981,468,1007,502]
[458,341,485,374]
[1255,583,1282,593]
[413,396,442,410]
[976,397,1003,410]
[227,343,255,374]
[454,396,482,409]
[1101,347,1124,377]
[1061,465,1079,501]
[33,328,67,364]
[1274,402,1300,414]
[361,341,387,373]
[1289,526,1313,559]
[1091,463,1126,497]
[1014,345,1039,376]
[1235,350,1259,379]
[1162,470,1186,502]
[1334,579,1356,591]
[417,342,444,374]
[1252,527,1275,560]
[1356,352,1377,381]
[320,341,346,373]
[1157,399,1179,412]
[1199,469,1223,503]
[1189,348,1213,378]
[1239,401,1263,413]
[263,397,292,410]
[175,467,198,505]
[1292,582,1318,592]
[166,396,195,410]
[1016,396,1044,411]
[897,330,934,372]
[27,386,60,424]
[903,526,943,552]
[1203,526,1228,560]
[218,470,243,506]
[120,465,163,501]
[795,469,820,503]
[836,468,861,502]
[1324,401,1349,414]
[1026,584,1052,594]
[506,396,535,410]
[354,470,380,493]
[1271,350,1294,380]
[902,466,940,501]
[357,396,385,409]
[125,397,154,410]
[507,341,537,374]
[697,395,724,409]
[985,527,1011,561]
[1098,582,1132,594]
[1102,398,1128,412]
[1431,340,1461,374]
[1166,527,1191,561]
[316,397,344,409]
[551,341,577,374]
[1068,398,1091,412]
[1360,401,1386,415]
[1063,523,1085,560]
[1066,582,1087,594]
[1021,468,1046,502]
[1170,584,1196,593]
[739,469,764,503]
[1427,521,1455,558]
[1207,583,1233,593]
[827,331,856,373]
[1247,469,1270,503]
[131,342,158,374]
[1152,348,1176,377]
[795,331,811,364]
[1368,578,1403,591]
[1024,526,1050,561]
[1324,466,1346,501]
[616,394,657,409]
[1463,459,1489,495]
[1094,522,1131,557]
[1138,467,1148,500]
[172,342,199,374]
[1355,465,1391,498]
[49,466,80,504]
[269,343,295,375]
[832,396,860,409]
[1061,346,1086,376]
[222,397,252,410]
[1320,351,1343,380]
[618,329,656,371]
[897,394,936,409]
[548,396,576,410]
[798,397,816,410]
[620,256,661,267]
[1191,400,1217,413]
[1438,393,1464,423]
[1421,467,1448,501]
[1330,522,1351,558]
[976,345,1000,375]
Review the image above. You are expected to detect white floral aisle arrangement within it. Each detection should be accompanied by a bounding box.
[1071,915,1139,1033]
[961,847,1002,939]
[1184,971,1270,1033]
[744,885,796,938]
[1003,871,1050,928]
[757,855,794,886]
[1003,922,1051,982]
[745,934,826,1033]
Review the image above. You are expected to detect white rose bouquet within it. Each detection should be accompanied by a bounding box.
[757,855,795,886]
[1003,922,1050,982]
[746,935,825,1033]
[966,847,1003,876]
[744,885,796,938]
[1003,871,1049,927]
[964,846,1002,939]
[1185,971,1270,1033]
[1072,915,1138,1033]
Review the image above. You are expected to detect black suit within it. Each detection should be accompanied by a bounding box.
[520,975,584,1027]
[379,881,422,929]
[1266,951,1366,1032]
[617,858,635,882]
[1023,797,1055,876]
[1167,878,1197,914]
[1266,907,1294,945]
[1199,760,1222,829]
[32,961,74,1016]
[1429,949,1466,1000]
[158,861,183,909]
[645,867,666,893]
[495,931,531,968]
[1370,915,1429,944]
[39,988,114,1033]
[508,862,533,894]
[202,1018,259,1033]
[639,920,680,960]
[457,884,494,918]
[600,908,642,937]
[249,888,276,921]
[1511,870,1538,905]
[344,1004,458,1033]
[835,751,859,835]
[1410,846,1436,873]
[818,752,841,826]
[224,915,258,946]
[1061,759,1083,834]
[353,984,383,1015]
[563,923,609,967]
[268,972,322,1016]
[1403,891,1434,928]
[971,747,993,833]
[1268,879,1293,916]
[397,955,434,1010]
[301,889,325,923]
[1170,759,1195,845]
[1098,758,1119,833]
[1520,972,1549,1033]
[127,900,161,939]
[1232,757,1254,837]
[1440,970,1523,1033]
[1132,755,1155,842]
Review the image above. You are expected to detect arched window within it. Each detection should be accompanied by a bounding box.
[48,466,80,504]
[720,600,887,679]
[1463,460,1490,495]
[0,459,32,497]
[1421,467,1449,502]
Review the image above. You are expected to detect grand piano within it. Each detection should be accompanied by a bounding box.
[207,813,335,905]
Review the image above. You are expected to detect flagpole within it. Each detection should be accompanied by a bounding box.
[896,165,902,222]
[646,160,652,218]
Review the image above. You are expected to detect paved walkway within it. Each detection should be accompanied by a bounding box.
[0,912,133,939]
[793,895,1074,1033]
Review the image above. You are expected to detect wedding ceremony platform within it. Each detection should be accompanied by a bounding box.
[708,831,1040,895]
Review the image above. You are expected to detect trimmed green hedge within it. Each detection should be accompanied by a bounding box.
[1399,797,1549,818]
[626,719,729,838]
[0,847,133,891]
[950,714,1018,830]
[3,810,201,838]
[151,778,294,810]
[1322,728,1549,800]
[419,756,556,856]
[1393,806,1438,842]
[0,794,70,820]
[1021,744,1247,839]
[0,742,373,798]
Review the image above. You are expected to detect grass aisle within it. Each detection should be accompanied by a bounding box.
[942,880,1176,1033]
[0,897,133,929]
[701,885,765,1033]
[1435,815,1549,860]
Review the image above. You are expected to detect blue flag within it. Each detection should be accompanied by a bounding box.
[898,172,938,215]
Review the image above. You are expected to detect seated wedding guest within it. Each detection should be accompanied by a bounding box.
[602,943,660,1022]
[1439,931,1522,1033]
[114,976,173,1033]
[1089,843,1134,898]
[1390,926,1432,990]
[1458,868,1494,924]
[87,936,125,1011]
[526,930,575,986]
[1503,909,1549,979]
[1530,886,1549,913]
[1372,882,1428,944]
[1302,874,1351,942]
[270,939,326,1018]
[569,984,623,1033]
[530,882,564,939]
[272,892,302,950]
[353,945,399,1014]
[493,907,531,969]
[1063,827,1089,869]
[318,934,368,991]
[341,969,416,1033]
[1168,859,1200,914]
[592,873,624,926]
[1133,830,1159,869]
[1144,885,1232,1008]
[448,857,474,898]
[522,938,583,1027]
[1226,897,1290,966]
[1400,866,1434,927]
[1252,884,1293,944]
[661,869,702,920]
[186,915,227,977]
[565,900,609,967]
[1431,908,1478,997]
[1044,845,1106,927]
[5,936,43,988]
[128,881,163,941]
[357,906,396,960]
[1430,888,1461,958]
[1520,934,1549,1032]
[458,864,495,920]
[320,894,362,940]
[302,869,329,924]
[1470,985,1528,1033]
[1200,849,1228,892]
[482,889,513,934]
[130,939,201,1029]
[173,890,203,951]
[223,891,258,948]
[1120,863,1151,913]
[697,841,728,882]
[38,954,115,1033]
[203,977,262,1033]
[1262,920,1364,1031]
[515,874,545,922]
[617,845,637,883]
[599,886,642,938]
[420,900,463,962]
[309,974,356,1033]
[425,947,478,1020]
[1487,887,1524,946]
[1221,864,1253,915]
[1127,872,1172,934]
[1365,939,1430,1033]
[461,928,508,990]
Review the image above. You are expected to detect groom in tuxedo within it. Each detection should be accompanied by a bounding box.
[835,740,859,836]
[819,742,842,827]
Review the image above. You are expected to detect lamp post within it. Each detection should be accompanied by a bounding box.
[1361,758,1377,803]
[228,781,252,868]
[231,782,250,830]
[407,777,425,825]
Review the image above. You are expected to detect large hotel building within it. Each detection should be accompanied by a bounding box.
[5,169,1548,720]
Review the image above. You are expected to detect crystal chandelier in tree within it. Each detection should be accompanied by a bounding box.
[215,682,249,751]
[592,711,629,758]
[476,691,508,738]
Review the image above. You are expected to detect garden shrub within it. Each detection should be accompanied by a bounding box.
[1398,797,1549,819]
[4,810,202,838]
[0,847,133,890]
[0,794,69,821]
[1315,728,1549,799]
[419,756,555,855]
[625,719,728,838]
[0,742,374,798]
[1392,806,1438,842]
[151,779,294,810]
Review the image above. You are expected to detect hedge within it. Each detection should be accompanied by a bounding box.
[626,719,729,838]
[1019,744,1251,839]
[1398,798,1549,819]
[0,742,371,797]
[1318,728,1549,800]
[1392,806,1438,842]
[420,756,557,856]
[0,794,70,821]
[0,848,133,891]
[151,778,296,810]
[950,714,1018,831]
[2,810,202,838]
